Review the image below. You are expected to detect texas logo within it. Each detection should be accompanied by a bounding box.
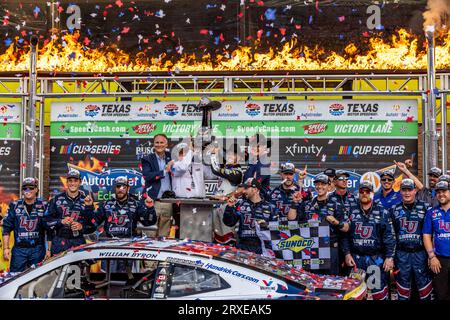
[355,222,373,239]
[399,218,418,233]
[20,216,38,232]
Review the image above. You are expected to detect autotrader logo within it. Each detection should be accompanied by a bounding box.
[245,103,261,117]
[85,104,100,117]
[164,104,179,116]
[329,103,345,116]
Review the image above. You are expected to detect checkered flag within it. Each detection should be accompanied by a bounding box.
[256,220,331,270]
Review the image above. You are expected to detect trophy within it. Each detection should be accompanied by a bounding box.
[196,97,221,150]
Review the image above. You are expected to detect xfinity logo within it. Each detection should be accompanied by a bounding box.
[285,143,323,157]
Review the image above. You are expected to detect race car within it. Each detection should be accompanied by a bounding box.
[0,238,366,300]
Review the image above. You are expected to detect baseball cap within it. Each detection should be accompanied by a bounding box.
[323,168,336,178]
[22,177,38,187]
[359,181,374,192]
[66,169,81,179]
[314,174,329,184]
[281,162,295,174]
[114,176,129,187]
[428,167,442,177]
[380,170,395,179]
[438,174,450,183]
[243,177,262,189]
[335,170,350,178]
[400,178,415,190]
[435,181,449,191]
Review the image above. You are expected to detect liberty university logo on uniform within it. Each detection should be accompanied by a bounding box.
[399,217,418,233]
[439,220,450,232]
[112,213,128,226]
[244,214,255,227]
[62,207,80,221]
[20,216,38,232]
[355,222,373,239]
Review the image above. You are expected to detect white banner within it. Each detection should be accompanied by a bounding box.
[0,103,21,123]
[51,99,418,122]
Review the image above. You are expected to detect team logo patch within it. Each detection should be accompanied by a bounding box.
[399,217,418,233]
[20,216,38,232]
[355,222,373,238]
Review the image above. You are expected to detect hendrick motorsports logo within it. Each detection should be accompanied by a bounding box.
[85,105,101,117]
[132,123,157,135]
[276,235,315,253]
[164,104,179,116]
[245,103,261,117]
[329,103,345,116]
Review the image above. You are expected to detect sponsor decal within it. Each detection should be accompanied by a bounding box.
[346,103,379,117]
[100,104,131,117]
[263,103,295,117]
[260,280,277,291]
[137,105,159,119]
[329,103,345,116]
[166,257,205,267]
[217,104,239,118]
[181,104,202,117]
[132,123,157,135]
[164,104,179,116]
[303,123,327,135]
[245,103,261,117]
[59,143,121,155]
[205,181,218,195]
[276,235,315,253]
[203,263,260,284]
[360,172,381,192]
[399,218,418,233]
[355,222,374,238]
[392,104,401,112]
[338,145,406,156]
[85,104,100,117]
[58,105,78,119]
[0,105,8,114]
[136,142,153,156]
[19,216,38,232]
[98,251,158,259]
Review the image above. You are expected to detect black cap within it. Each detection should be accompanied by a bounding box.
[438,174,450,183]
[380,170,395,179]
[243,177,262,189]
[22,177,38,187]
[400,178,415,190]
[335,170,350,178]
[66,169,81,179]
[359,181,374,192]
[435,181,450,191]
[281,162,295,174]
[114,176,129,187]
[314,174,329,184]
[323,168,336,178]
[428,167,442,177]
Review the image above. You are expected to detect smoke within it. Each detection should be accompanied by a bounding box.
[423,0,450,31]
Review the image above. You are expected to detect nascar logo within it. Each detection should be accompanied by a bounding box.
[276,235,314,253]
[132,123,157,135]
[85,104,100,117]
[164,104,178,116]
[245,103,261,117]
[339,145,352,155]
[329,103,345,116]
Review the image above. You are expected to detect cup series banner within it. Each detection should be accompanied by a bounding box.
[0,103,21,271]
[49,99,418,199]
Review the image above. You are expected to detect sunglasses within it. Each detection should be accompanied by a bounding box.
[359,189,371,194]
[381,178,394,182]
[116,185,128,190]
[22,187,36,191]
[336,177,348,181]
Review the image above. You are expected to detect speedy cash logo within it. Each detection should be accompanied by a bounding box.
[85,104,100,117]
[132,123,157,135]
[245,103,261,116]
[329,103,345,116]
[303,123,327,135]
[164,104,179,116]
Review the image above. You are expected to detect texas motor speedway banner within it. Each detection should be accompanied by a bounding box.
[0,103,21,271]
[50,99,418,197]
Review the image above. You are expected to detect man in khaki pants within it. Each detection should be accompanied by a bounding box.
[141,134,174,237]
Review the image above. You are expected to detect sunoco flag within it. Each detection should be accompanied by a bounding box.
[256,220,331,270]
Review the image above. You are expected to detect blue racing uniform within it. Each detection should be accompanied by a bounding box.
[223,199,277,254]
[44,191,95,256]
[374,189,402,210]
[243,159,271,200]
[391,200,433,300]
[2,199,49,272]
[342,201,396,300]
[268,185,312,222]
[92,196,157,238]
